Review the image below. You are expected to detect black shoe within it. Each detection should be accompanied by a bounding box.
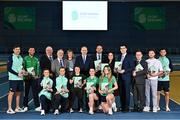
[133,108,138,112]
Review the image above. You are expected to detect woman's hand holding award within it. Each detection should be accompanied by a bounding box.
[101,83,109,95]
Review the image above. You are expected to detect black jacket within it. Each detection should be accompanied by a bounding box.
[134,59,148,84]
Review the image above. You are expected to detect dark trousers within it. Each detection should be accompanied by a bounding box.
[133,83,145,110]
[69,88,83,109]
[54,94,68,112]
[23,78,40,108]
[40,95,51,112]
[119,79,131,111]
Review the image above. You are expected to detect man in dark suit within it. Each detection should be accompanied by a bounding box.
[91,45,107,77]
[116,45,134,112]
[75,46,93,77]
[75,46,93,110]
[132,50,148,112]
[40,46,55,78]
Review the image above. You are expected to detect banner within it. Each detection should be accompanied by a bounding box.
[3,7,36,30]
[134,7,165,30]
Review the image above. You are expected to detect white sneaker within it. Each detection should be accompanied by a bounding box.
[112,102,117,112]
[54,109,59,115]
[98,105,102,110]
[70,108,74,113]
[157,106,160,111]
[89,107,94,115]
[89,110,94,115]
[35,106,41,111]
[166,106,171,112]
[6,109,16,114]
[79,109,83,113]
[15,107,25,112]
[153,107,158,113]
[41,110,45,115]
[23,107,28,112]
[143,106,150,112]
[108,108,113,115]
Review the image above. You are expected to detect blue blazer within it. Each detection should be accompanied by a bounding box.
[75,55,93,75]
[117,54,135,81]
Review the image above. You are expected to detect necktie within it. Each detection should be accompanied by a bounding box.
[83,55,86,64]
[60,60,64,67]
[98,54,101,60]
[120,55,125,63]
[49,56,53,62]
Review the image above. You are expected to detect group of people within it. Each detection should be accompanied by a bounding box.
[6,44,173,116]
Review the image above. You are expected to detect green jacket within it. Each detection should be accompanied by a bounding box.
[23,55,40,76]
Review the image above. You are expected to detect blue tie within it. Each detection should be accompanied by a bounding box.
[60,60,64,67]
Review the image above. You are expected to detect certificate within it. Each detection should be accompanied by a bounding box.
[73,76,82,88]
[86,82,94,94]
[135,64,144,72]
[114,61,122,70]
[101,83,109,94]
[148,65,157,74]
[94,60,101,71]
[27,67,35,76]
[101,63,109,71]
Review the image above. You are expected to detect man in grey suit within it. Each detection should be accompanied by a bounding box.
[132,50,148,112]
[51,49,67,77]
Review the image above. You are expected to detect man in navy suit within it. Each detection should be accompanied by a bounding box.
[75,46,93,77]
[91,45,107,77]
[75,46,93,110]
[115,45,134,112]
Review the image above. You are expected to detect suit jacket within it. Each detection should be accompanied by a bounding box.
[91,53,107,77]
[117,54,135,81]
[51,58,67,77]
[40,54,55,72]
[75,55,93,76]
[91,53,107,64]
[134,59,148,84]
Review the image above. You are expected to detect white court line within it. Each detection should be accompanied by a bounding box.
[170,98,180,105]
[161,93,180,105]
[0,81,8,86]
[0,93,8,99]
[28,99,34,105]
[0,81,9,99]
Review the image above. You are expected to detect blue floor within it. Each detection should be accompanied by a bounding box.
[1,111,180,119]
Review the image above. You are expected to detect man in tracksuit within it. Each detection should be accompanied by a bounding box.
[23,47,41,112]
[7,45,25,114]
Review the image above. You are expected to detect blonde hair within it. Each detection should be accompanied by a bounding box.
[100,65,113,83]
